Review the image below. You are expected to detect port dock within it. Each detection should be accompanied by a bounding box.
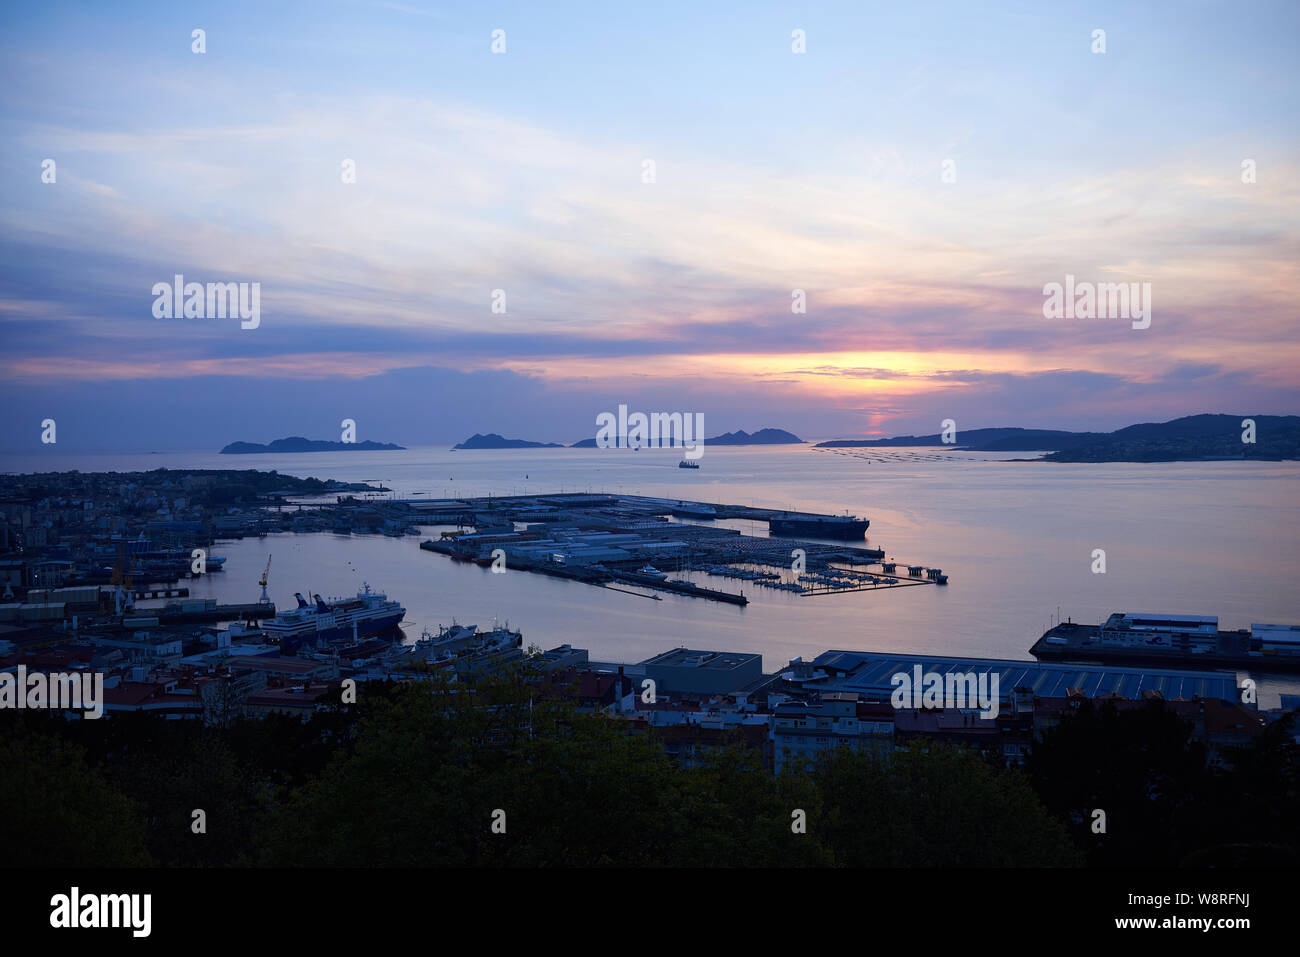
[158,600,277,623]
[409,492,946,604]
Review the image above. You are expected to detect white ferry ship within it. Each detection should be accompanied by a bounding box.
[262,583,405,652]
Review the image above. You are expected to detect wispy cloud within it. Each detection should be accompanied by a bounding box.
[0,0,1297,445]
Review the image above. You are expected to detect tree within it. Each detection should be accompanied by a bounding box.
[0,723,151,867]
[1025,700,1216,865]
[814,744,1079,866]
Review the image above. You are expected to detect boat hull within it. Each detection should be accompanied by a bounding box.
[270,611,405,653]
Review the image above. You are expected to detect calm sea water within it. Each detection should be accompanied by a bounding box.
[10,445,1300,703]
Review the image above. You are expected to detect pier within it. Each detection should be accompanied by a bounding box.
[413,492,945,604]
[158,601,277,623]
[613,570,750,605]
[795,567,930,596]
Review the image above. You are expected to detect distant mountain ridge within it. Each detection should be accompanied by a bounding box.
[817,415,1300,461]
[569,427,802,448]
[705,428,804,445]
[459,427,804,449]
[221,436,405,454]
[453,433,564,450]
[1042,414,1300,462]
[817,427,1104,452]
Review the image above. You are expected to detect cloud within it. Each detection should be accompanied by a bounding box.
[1,12,1298,447]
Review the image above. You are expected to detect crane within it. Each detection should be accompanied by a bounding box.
[110,541,135,615]
[258,554,272,604]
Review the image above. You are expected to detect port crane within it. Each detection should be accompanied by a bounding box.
[258,554,272,604]
[110,541,135,615]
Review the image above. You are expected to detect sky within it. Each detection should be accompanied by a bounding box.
[1,0,1297,451]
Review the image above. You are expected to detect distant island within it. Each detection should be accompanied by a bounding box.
[702,428,804,446]
[817,427,1104,452]
[1042,414,1299,462]
[453,433,565,450]
[569,427,803,448]
[221,436,405,454]
[816,415,1300,462]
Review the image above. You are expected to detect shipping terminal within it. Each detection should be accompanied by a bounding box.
[1031,612,1300,673]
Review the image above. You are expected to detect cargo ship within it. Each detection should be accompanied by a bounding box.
[768,512,869,540]
[262,583,405,653]
[1030,612,1300,673]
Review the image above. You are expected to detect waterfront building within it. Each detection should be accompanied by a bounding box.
[770,692,893,774]
[1253,623,1300,659]
[787,650,1241,707]
[640,647,763,695]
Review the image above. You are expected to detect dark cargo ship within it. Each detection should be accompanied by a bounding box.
[1030,612,1300,673]
[768,513,870,540]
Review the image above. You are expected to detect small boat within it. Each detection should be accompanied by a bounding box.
[678,460,700,469]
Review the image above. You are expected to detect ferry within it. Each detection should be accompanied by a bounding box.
[262,583,405,653]
[678,460,700,469]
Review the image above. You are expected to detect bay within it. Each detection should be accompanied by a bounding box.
[12,444,1299,704]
